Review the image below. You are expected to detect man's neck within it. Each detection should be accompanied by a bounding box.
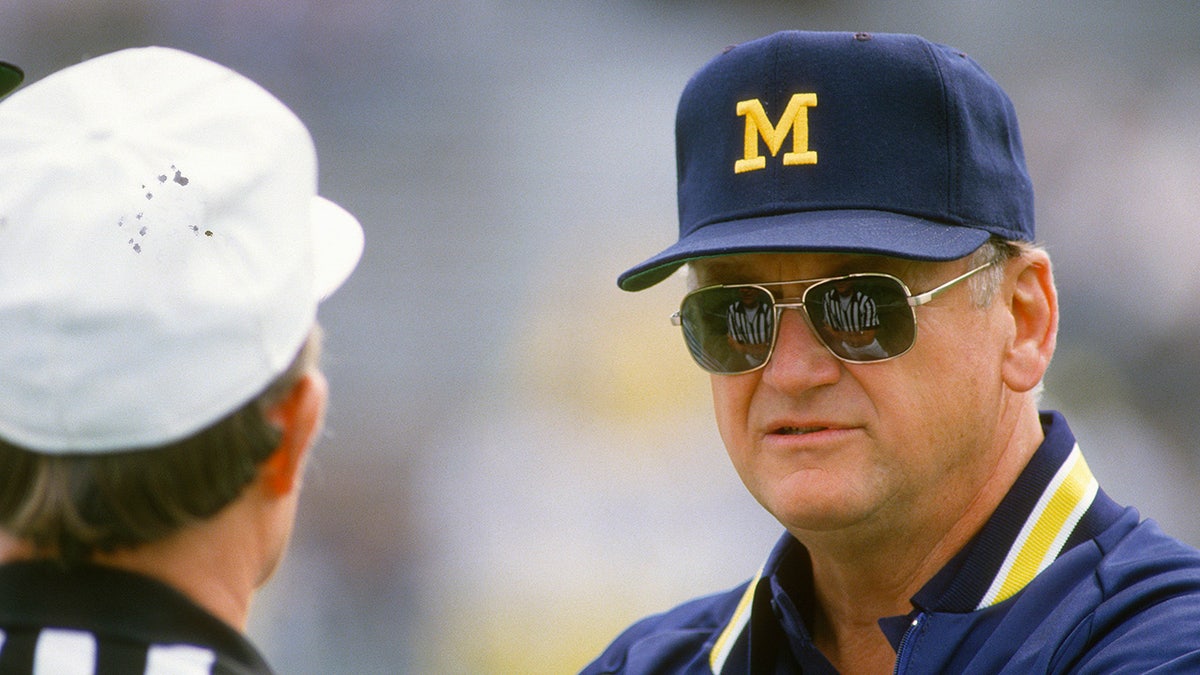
[1,490,275,632]
[90,496,272,632]
[796,405,1046,672]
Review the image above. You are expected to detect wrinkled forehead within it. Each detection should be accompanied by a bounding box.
[687,252,931,288]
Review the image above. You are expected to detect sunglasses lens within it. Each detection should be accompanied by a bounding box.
[807,276,915,361]
[678,275,919,373]
[679,286,775,374]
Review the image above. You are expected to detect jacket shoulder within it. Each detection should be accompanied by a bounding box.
[579,581,750,675]
[1064,517,1200,671]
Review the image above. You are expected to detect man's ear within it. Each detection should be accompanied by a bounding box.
[260,371,328,497]
[1001,250,1058,393]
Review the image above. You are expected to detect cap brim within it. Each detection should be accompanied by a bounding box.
[617,210,991,291]
[0,61,24,97]
[311,196,364,300]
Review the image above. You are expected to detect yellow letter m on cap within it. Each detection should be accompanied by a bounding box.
[734,93,818,174]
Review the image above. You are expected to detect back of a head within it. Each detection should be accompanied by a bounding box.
[0,47,363,562]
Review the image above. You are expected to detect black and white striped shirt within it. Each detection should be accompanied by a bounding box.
[726,300,772,346]
[0,562,273,674]
[821,288,879,333]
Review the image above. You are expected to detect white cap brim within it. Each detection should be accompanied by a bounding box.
[311,196,364,301]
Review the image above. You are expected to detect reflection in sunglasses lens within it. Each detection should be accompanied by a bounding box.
[809,277,910,361]
[682,276,920,373]
[682,286,774,374]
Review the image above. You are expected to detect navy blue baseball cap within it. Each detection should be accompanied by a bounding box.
[618,31,1035,291]
[0,61,22,98]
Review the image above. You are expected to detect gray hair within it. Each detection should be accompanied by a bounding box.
[965,237,1031,306]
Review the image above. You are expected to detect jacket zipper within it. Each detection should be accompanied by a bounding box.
[892,612,924,675]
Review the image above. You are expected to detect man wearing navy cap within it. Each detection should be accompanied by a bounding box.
[583,31,1200,674]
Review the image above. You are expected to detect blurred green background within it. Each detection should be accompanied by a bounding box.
[4,1,1200,672]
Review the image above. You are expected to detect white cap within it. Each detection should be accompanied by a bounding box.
[0,47,364,454]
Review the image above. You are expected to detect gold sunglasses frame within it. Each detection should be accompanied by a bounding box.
[670,261,995,374]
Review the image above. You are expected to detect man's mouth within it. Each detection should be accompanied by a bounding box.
[774,426,827,436]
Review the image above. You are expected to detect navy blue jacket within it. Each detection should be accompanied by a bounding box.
[582,412,1200,673]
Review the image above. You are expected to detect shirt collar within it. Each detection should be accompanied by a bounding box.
[0,561,273,672]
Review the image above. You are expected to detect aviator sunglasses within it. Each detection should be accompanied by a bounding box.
[671,262,994,374]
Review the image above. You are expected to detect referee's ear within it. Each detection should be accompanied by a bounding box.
[260,371,328,497]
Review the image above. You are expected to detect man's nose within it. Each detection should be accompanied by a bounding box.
[760,307,842,390]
